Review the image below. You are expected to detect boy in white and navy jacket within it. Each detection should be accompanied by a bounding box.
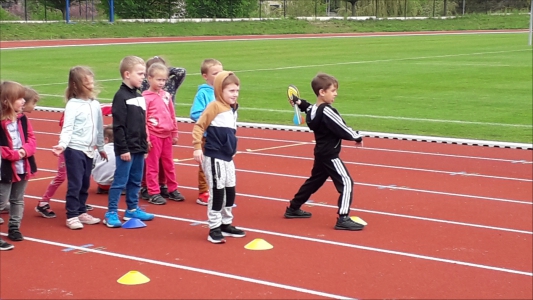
[192,71,245,244]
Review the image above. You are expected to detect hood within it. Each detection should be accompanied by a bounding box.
[197,83,213,92]
[213,71,238,109]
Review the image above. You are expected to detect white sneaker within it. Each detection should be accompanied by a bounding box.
[78,213,101,225]
[66,217,84,230]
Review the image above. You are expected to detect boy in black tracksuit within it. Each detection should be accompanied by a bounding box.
[284,73,365,231]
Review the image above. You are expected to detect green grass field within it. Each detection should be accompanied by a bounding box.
[1,32,532,143]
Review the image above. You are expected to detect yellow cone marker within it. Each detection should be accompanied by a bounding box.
[351,216,368,226]
[244,238,273,250]
[117,271,150,285]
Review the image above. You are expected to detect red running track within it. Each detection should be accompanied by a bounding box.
[1,110,531,299]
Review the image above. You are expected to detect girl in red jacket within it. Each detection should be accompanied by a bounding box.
[0,81,37,249]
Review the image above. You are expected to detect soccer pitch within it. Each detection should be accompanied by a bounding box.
[1,32,531,143]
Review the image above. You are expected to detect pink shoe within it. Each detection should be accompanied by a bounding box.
[78,213,101,225]
[196,192,209,206]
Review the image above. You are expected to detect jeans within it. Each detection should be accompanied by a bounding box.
[0,174,28,230]
[108,153,144,212]
[64,148,92,219]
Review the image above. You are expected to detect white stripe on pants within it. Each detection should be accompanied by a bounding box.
[203,156,236,229]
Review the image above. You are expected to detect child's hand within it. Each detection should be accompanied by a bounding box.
[17,148,26,159]
[193,149,203,164]
[51,145,64,157]
[147,140,152,151]
[354,140,364,148]
[99,151,108,162]
[172,137,178,145]
[120,152,131,161]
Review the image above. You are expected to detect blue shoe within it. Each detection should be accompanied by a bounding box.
[103,211,122,228]
[123,207,154,221]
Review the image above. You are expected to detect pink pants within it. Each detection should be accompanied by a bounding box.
[145,135,178,195]
[42,153,66,202]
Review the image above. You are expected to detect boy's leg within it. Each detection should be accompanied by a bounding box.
[290,159,329,209]
[125,153,146,210]
[220,161,245,238]
[7,177,28,241]
[324,157,363,231]
[203,156,225,243]
[108,155,132,212]
[64,148,85,220]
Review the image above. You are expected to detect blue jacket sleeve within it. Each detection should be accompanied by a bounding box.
[190,90,209,122]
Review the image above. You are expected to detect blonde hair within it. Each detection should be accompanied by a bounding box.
[146,56,168,71]
[201,58,222,75]
[311,73,338,96]
[0,80,25,120]
[65,66,97,101]
[24,86,40,105]
[119,56,145,79]
[147,62,168,78]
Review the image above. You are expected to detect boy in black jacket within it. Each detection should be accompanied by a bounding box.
[284,73,365,231]
[104,56,155,228]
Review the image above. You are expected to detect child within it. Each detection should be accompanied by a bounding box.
[52,66,106,230]
[104,56,154,228]
[192,71,245,244]
[0,86,40,216]
[92,124,116,194]
[0,81,37,248]
[190,59,223,206]
[141,62,184,205]
[38,111,96,218]
[284,73,365,231]
[139,56,186,199]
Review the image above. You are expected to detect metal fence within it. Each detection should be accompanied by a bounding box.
[0,0,531,22]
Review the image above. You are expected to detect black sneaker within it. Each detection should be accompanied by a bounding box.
[284,206,312,219]
[35,203,56,218]
[334,216,364,231]
[148,194,166,205]
[160,185,170,198]
[8,229,23,241]
[221,224,246,238]
[168,190,185,202]
[208,227,226,244]
[140,187,150,200]
[0,239,14,251]
[85,204,94,211]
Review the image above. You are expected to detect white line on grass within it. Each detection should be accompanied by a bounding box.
[0,232,352,299]
[17,196,533,276]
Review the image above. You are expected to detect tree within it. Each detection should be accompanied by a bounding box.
[98,0,184,19]
[184,0,256,18]
[36,0,76,20]
[346,0,357,16]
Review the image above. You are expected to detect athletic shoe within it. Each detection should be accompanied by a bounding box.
[208,227,226,244]
[103,211,122,228]
[334,216,364,231]
[148,194,166,205]
[7,229,23,241]
[160,185,170,198]
[0,217,3,224]
[168,190,185,202]
[66,217,84,230]
[78,213,101,225]
[0,239,14,251]
[96,186,108,194]
[85,204,94,211]
[0,202,9,214]
[196,192,209,206]
[35,203,56,218]
[221,224,246,238]
[124,207,154,221]
[284,206,312,219]
[140,187,150,200]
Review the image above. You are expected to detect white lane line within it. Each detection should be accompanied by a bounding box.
[19,196,533,277]
[29,171,532,235]
[0,232,352,299]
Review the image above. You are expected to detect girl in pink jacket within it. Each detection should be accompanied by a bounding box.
[0,81,37,248]
[141,63,185,205]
